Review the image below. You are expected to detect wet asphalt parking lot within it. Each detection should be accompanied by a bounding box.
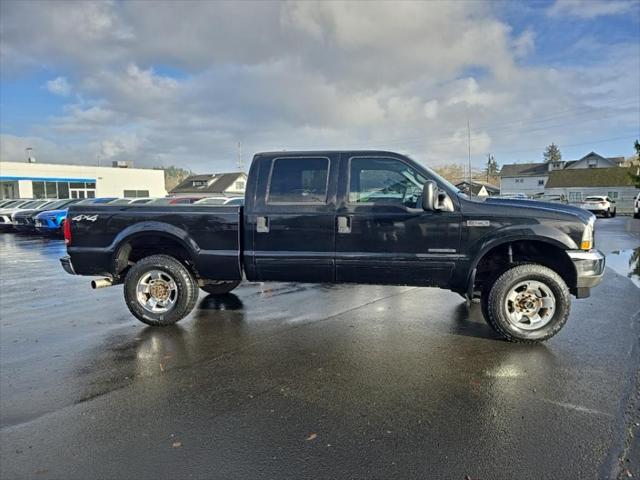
[1,217,639,480]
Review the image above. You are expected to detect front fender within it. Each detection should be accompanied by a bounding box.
[453,223,578,294]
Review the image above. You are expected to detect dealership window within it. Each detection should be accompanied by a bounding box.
[267,157,329,204]
[57,182,69,198]
[45,182,58,198]
[123,190,150,198]
[568,191,582,202]
[32,181,46,199]
[349,157,426,208]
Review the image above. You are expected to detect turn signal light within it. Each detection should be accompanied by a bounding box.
[63,219,72,245]
[580,240,591,250]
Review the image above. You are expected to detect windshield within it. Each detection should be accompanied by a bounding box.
[585,197,605,201]
[194,198,227,205]
[39,199,69,210]
[146,198,173,205]
[20,200,46,209]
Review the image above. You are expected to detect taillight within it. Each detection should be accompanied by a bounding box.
[63,218,72,245]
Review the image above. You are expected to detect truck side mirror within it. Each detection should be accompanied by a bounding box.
[422,180,438,211]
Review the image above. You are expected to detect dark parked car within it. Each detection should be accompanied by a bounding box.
[61,150,605,343]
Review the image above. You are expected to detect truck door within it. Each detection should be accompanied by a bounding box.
[335,154,461,287]
[248,154,338,282]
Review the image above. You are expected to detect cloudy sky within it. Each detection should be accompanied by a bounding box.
[1,0,639,173]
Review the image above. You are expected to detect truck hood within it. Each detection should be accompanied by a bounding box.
[482,197,593,223]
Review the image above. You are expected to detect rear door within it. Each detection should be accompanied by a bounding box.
[249,154,338,282]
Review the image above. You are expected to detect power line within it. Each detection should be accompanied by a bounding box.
[271,98,639,152]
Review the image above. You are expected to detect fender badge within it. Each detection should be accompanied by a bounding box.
[467,220,490,227]
[72,214,98,222]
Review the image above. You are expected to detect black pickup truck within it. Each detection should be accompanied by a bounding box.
[61,151,605,343]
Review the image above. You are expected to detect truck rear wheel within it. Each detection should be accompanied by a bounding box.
[484,264,570,343]
[124,254,198,326]
[200,281,241,295]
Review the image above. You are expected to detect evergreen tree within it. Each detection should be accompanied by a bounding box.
[543,143,562,163]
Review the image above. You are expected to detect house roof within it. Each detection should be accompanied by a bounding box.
[500,163,549,177]
[500,152,627,178]
[170,172,245,194]
[545,166,637,188]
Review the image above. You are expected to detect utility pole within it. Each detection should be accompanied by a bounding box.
[237,142,244,172]
[467,119,472,197]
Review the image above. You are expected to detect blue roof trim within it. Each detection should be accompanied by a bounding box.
[0,176,96,182]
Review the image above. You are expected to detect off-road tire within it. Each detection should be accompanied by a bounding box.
[200,280,241,295]
[124,254,199,326]
[611,208,616,218]
[485,263,571,343]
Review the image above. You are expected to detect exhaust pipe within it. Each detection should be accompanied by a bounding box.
[91,278,113,289]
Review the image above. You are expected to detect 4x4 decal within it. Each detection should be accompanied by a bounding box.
[71,214,98,222]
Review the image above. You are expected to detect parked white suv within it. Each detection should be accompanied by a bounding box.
[581,195,616,218]
[634,192,640,219]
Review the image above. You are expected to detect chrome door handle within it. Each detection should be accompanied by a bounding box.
[257,216,269,233]
[337,216,351,234]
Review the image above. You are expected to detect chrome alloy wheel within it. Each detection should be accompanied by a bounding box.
[136,270,178,313]
[504,280,556,330]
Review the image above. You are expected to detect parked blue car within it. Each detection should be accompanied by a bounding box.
[35,197,118,236]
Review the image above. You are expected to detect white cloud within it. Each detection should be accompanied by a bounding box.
[45,76,71,96]
[547,0,637,18]
[0,1,638,170]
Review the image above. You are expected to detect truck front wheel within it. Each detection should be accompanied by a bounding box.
[484,264,571,343]
[200,281,241,295]
[124,254,199,326]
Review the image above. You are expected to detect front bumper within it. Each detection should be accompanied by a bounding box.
[34,218,63,235]
[60,255,76,275]
[567,249,605,295]
[0,215,14,230]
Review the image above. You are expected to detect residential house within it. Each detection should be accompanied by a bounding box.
[545,166,639,214]
[169,172,247,197]
[455,180,500,197]
[500,151,630,197]
[499,163,549,196]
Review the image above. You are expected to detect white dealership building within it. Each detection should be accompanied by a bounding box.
[0,161,167,200]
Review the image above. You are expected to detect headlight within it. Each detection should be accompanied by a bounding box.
[580,216,595,250]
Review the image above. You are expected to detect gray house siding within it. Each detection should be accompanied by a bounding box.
[500,175,548,196]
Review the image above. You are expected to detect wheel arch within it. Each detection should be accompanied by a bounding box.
[110,222,200,276]
[467,236,578,297]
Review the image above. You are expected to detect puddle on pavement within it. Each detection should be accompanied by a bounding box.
[607,248,640,288]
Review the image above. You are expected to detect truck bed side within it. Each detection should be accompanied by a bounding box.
[66,204,242,281]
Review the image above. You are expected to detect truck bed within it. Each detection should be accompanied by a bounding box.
[66,204,242,280]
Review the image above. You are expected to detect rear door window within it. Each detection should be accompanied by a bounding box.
[267,157,329,204]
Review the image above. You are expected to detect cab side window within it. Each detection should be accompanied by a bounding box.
[349,157,426,208]
[267,157,329,204]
